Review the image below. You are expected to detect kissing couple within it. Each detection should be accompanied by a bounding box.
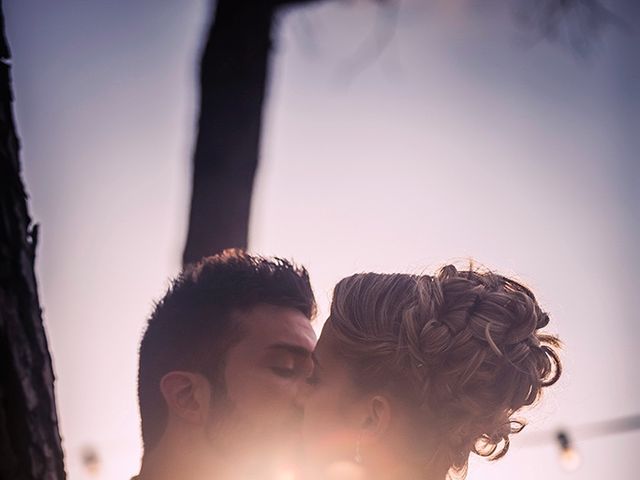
[133,249,561,480]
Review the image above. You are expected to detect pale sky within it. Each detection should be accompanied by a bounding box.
[5,1,639,479]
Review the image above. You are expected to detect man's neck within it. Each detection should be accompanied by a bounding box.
[136,435,295,480]
[136,439,236,480]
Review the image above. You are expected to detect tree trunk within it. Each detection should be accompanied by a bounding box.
[182,0,318,266]
[182,0,277,265]
[0,3,66,479]
[181,0,616,266]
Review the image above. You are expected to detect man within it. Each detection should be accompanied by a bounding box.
[134,249,317,480]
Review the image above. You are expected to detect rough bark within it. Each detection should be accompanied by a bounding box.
[0,2,66,479]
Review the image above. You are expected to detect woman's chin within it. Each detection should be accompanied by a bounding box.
[323,461,366,480]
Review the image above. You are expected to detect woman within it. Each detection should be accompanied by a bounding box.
[301,265,561,480]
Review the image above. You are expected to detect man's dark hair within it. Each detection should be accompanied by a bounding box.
[138,249,316,450]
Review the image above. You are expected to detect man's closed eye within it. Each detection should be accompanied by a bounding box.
[271,366,297,378]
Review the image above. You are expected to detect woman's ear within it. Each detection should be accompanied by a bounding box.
[361,395,392,439]
[160,371,212,425]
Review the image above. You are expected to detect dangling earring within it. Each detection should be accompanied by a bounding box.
[354,436,363,464]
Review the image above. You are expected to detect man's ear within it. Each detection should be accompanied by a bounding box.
[160,371,211,425]
[361,395,392,440]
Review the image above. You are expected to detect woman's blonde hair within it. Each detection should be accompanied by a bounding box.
[328,264,561,477]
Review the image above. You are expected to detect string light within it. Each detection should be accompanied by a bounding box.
[556,431,581,472]
[81,445,101,476]
[519,414,640,471]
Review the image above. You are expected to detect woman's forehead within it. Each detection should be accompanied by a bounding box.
[314,321,342,362]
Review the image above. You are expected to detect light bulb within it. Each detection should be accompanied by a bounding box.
[81,445,101,476]
[560,446,581,472]
[556,430,581,472]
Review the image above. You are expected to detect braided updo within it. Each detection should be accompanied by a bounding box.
[328,265,561,476]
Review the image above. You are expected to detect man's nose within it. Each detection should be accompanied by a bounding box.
[293,377,311,410]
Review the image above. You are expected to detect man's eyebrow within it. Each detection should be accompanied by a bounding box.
[266,342,313,357]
